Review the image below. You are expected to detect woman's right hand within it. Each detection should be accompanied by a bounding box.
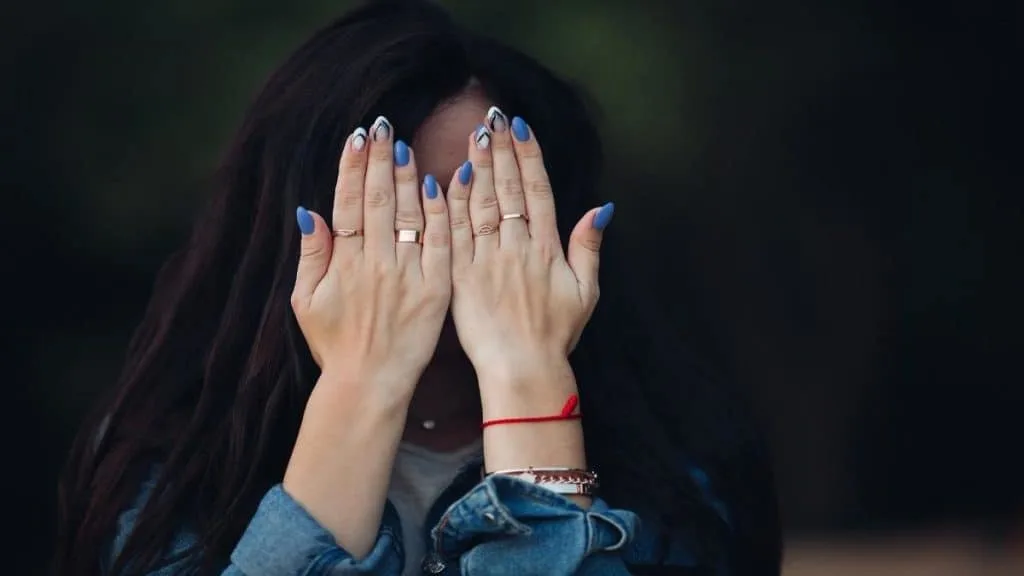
[283,117,450,559]
[291,116,451,400]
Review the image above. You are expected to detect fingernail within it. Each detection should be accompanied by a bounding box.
[351,127,367,151]
[486,106,507,132]
[424,174,438,199]
[371,116,391,141]
[394,140,410,167]
[592,202,615,231]
[296,206,315,235]
[457,161,473,186]
[474,124,491,150]
[511,116,530,142]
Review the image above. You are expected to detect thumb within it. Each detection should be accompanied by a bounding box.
[292,206,332,307]
[566,202,614,300]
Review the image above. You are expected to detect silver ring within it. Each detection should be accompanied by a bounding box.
[396,229,422,244]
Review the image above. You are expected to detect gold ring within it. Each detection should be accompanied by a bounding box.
[396,229,422,244]
[474,224,498,237]
[332,228,363,238]
[500,213,529,222]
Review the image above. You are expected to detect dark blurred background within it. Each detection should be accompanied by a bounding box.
[6,0,1020,573]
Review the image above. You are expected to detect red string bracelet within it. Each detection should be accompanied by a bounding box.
[480,394,581,429]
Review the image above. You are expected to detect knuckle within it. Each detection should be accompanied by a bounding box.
[472,154,493,169]
[370,146,392,163]
[299,243,325,259]
[369,257,395,278]
[424,200,447,215]
[365,185,392,207]
[474,193,500,210]
[448,183,470,201]
[395,169,418,186]
[449,214,471,230]
[535,240,561,264]
[424,230,450,247]
[579,235,602,253]
[394,210,423,227]
[495,177,522,197]
[517,144,543,160]
[524,179,553,198]
[341,153,366,172]
[337,189,362,208]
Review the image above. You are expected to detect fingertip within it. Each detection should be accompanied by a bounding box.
[457,161,473,186]
[424,174,439,199]
[296,206,316,235]
[511,117,531,142]
[472,124,491,151]
[592,202,615,231]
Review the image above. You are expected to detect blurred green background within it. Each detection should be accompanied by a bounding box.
[5,0,1018,571]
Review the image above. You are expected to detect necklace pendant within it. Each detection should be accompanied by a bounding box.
[421,419,436,430]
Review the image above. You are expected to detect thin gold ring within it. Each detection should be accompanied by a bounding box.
[396,229,422,244]
[474,224,498,237]
[332,228,363,238]
[500,213,529,222]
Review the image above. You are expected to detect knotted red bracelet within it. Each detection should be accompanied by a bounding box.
[480,394,581,429]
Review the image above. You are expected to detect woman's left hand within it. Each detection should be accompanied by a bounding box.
[445,107,615,401]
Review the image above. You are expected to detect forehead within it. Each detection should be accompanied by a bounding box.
[412,90,492,186]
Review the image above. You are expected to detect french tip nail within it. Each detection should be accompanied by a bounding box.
[486,106,507,131]
[593,202,615,231]
[371,116,391,140]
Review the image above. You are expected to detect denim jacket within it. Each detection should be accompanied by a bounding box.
[110,459,728,575]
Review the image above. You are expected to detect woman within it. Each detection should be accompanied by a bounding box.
[55,1,780,574]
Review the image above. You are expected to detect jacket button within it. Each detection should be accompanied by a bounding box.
[421,552,447,574]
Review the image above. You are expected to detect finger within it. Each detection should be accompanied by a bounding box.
[448,160,474,274]
[363,116,396,260]
[393,139,424,269]
[485,106,529,245]
[567,202,614,302]
[420,174,451,285]
[293,207,332,308]
[467,124,500,258]
[510,116,558,248]
[331,127,369,251]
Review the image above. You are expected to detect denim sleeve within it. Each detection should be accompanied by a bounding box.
[110,474,403,575]
[430,474,640,576]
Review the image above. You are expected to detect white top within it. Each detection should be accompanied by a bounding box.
[387,439,483,576]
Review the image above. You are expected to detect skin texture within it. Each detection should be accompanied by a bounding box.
[283,89,607,557]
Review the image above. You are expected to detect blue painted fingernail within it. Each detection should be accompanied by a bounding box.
[296,206,315,235]
[394,140,410,167]
[511,117,530,142]
[424,174,438,199]
[592,202,615,231]
[458,161,473,185]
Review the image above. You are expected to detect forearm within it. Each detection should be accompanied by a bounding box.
[478,357,591,507]
[282,371,410,559]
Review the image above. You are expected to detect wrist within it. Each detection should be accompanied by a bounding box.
[476,357,578,421]
[314,364,418,413]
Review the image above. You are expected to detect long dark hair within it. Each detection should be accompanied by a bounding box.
[54,1,780,574]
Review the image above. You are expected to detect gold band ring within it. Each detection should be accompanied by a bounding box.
[396,229,422,244]
[500,213,529,222]
[332,228,363,238]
